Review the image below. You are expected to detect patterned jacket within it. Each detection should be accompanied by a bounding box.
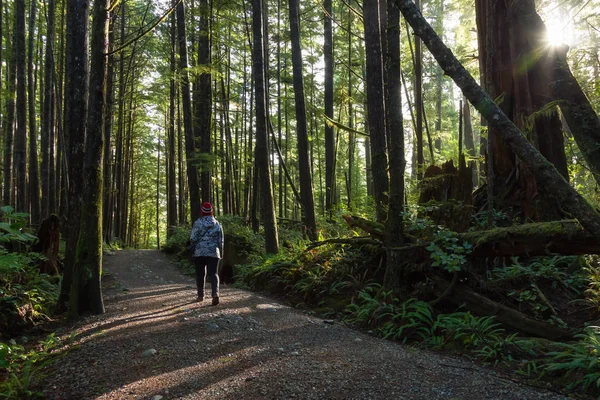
[190,216,224,259]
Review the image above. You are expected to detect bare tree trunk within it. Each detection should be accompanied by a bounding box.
[414,0,423,178]
[384,0,405,290]
[252,0,278,253]
[167,8,178,236]
[156,142,160,249]
[288,0,318,240]
[15,0,27,214]
[41,0,56,217]
[102,21,114,243]
[27,0,40,223]
[196,0,212,202]
[176,0,201,222]
[363,0,389,222]
[324,0,335,214]
[3,26,16,206]
[347,7,354,209]
[114,0,126,241]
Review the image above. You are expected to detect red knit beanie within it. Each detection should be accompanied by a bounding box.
[201,202,213,216]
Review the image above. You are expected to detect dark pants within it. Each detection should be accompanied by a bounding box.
[193,256,220,298]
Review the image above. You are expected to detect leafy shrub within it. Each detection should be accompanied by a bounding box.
[541,326,600,392]
[432,312,517,363]
[0,333,63,399]
[0,208,59,335]
[162,225,192,255]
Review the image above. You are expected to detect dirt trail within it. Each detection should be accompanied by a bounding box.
[40,250,570,399]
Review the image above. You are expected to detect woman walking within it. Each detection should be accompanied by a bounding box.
[190,202,224,305]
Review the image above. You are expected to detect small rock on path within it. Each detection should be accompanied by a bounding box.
[39,250,571,399]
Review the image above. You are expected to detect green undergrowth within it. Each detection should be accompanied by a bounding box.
[0,207,64,399]
[0,207,59,337]
[0,333,66,399]
[236,243,600,397]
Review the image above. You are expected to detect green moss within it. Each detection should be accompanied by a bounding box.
[461,220,581,248]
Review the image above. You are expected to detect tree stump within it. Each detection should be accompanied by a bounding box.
[34,214,61,275]
[419,157,474,232]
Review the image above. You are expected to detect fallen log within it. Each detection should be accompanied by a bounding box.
[32,214,61,275]
[459,220,600,257]
[430,276,574,340]
[305,237,380,251]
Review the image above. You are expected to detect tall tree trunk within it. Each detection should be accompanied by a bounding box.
[324,0,335,214]
[41,0,56,217]
[475,0,568,221]
[277,0,283,218]
[384,0,405,291]
[102,20,114,243]
[288,0,317,240]
[3,27,16,206]
[0,0,2,159]
[114,0,126,241]
[15,0,27,213]
[176,0,201,222]
[394,0,600,239]
[347,7,354,209]
[363,0,389,222]
[413,0,423,177]
[156,142,160,248]
[167,8,177,236]
[60,0,90,311]
[27,0,40,223]
[433,0,443,152]
[177,84,185,224]
[57,0,67,218]
[252,0,278,253]
[70,0,108,317]
[197,0,212,203]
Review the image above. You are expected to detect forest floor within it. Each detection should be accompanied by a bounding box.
[38,250,574,400]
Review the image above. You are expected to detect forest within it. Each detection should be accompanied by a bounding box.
[2,0,600,397]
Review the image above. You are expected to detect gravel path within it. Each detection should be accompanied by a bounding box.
[40,250,572,400]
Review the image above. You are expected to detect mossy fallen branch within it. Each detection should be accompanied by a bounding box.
[305,237,380,251]
[459,220,600,257]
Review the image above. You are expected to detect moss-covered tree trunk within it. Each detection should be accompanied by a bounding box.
[394,0,600,239]
[70,0,107,317]
[60,0,90,310]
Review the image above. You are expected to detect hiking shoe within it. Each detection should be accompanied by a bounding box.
[212,297,220,306]
[196,296,204,302]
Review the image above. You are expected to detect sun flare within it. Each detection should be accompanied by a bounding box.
[543,13,574,47]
